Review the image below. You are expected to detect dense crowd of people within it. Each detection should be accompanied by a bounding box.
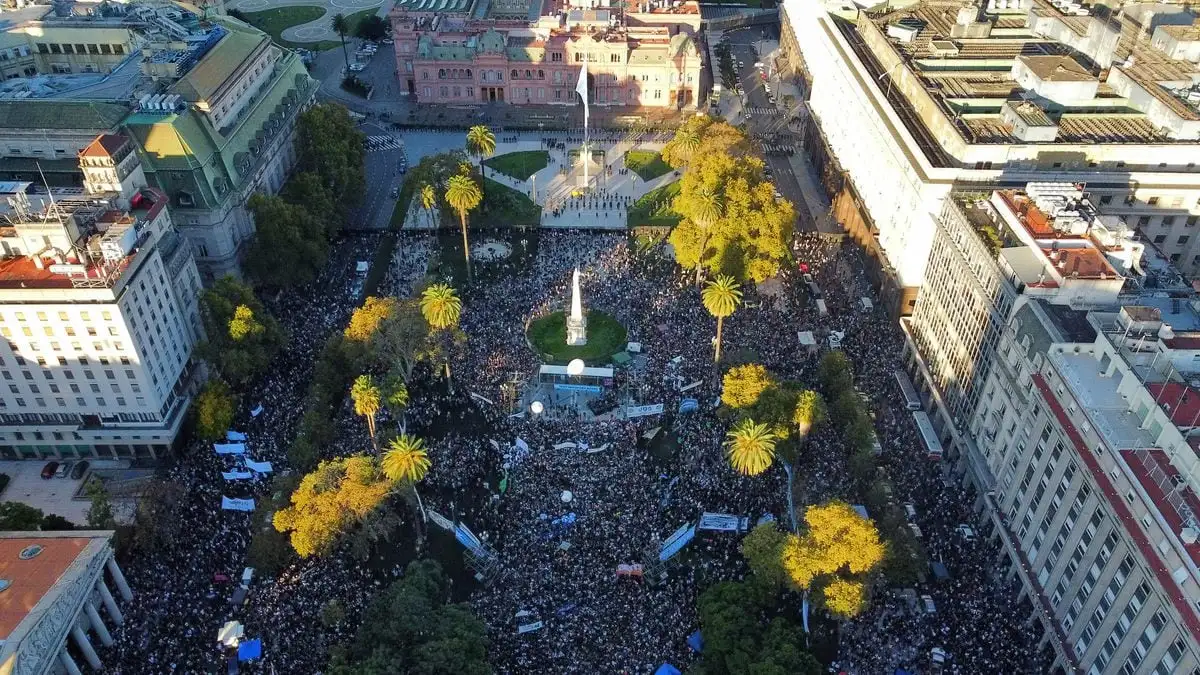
[100,205,1049,673]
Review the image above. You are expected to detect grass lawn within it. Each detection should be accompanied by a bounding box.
[528,311,628,364]
[627,180,682,228]
[477,178,541,228]
[624,150,671,182]
[484,151,549,181]
[237,6,377,51]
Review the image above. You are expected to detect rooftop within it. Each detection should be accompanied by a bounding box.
[851,0,1200,146]
[0,537,91,639]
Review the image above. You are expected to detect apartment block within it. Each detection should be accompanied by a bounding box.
[901,181,1200,672]
[0,135,203,461]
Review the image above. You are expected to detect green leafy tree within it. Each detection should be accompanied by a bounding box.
[351,375,382,452]
[297,103,367,212]
[702,274,742,363]
[332,14,351,75]
[199,277,285,387]
[382,373,410,418]
[0,502,49,530]
[465,125,496,179]
[40,514,75,531]
[282,171,337,227]
[818,351,855,395]
[194,379,236,442]
[445,175,482,280]
[329,560,489,675]
[373,299,432,382]
[355,15,388,40]
[741,522,789,590]
[725,418,777,476]
[85,477,116,529]
[382,434,431,483]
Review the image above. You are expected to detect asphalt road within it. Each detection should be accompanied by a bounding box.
[720,28,820,234]
[354,120,407,230]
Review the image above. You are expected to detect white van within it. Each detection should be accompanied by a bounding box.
[859,297,874,312]
[815,299,828,316]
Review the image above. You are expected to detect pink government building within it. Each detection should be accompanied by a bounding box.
[389,0,706,109]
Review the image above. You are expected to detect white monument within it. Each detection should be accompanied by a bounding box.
[566,268,588,346]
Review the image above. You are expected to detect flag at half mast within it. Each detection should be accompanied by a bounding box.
[575,54,589,128]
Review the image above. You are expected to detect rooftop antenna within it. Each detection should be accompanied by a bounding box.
[35,161,61,223]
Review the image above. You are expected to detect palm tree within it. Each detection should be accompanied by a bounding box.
[445,175,483,281]
[690,187,724,285]
[331,13,351,76]
[382,434,431,483]
[701,274,742,363]
[725,418,777,476]
[382,434,431,522]
[420,283,462,386]
[419,183,437,229]
[673,127,701,164]
[350,374,381,452]
[465,125,497,179]
[793,389,827,440]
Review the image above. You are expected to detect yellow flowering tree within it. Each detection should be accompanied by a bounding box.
[721,364,774,409]
[781,500,886,620]
[273,456,397,558]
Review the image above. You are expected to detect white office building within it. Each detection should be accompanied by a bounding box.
[0,135,203,460]
[780,0,1200,314]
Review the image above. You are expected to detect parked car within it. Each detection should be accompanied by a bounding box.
[70,460,89,480]
[382,38,394,44]
[920,594,937,614]
[349,63,366,72]
[55,461,72,478]
[956,524,977,542]
[40,461,59,479]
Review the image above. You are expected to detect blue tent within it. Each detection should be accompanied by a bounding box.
[687,630,704,653]
[237,639,263,661]
[654,665,682,675]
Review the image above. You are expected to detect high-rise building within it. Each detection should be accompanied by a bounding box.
[0,134,203,461]
[389,0,705,108]
[0,3,318,280]
[901,183,1200,673]
[780,0,1200,315]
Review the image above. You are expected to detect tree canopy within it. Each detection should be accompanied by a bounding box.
[695,581,821,675]
[725,418,777,476]
[296,103,366,213]
[194,379,236,442]
[373,299,434,382]
[721,364,773,409]
[669,149,795,284]
[199,277,285,388]
[0,502,73,531]
[781,500,886,619]
[272,455,399,558]
[661,114,752,169]
[346,296,398,343]
[244,193,329,288]
[329,559,489,675]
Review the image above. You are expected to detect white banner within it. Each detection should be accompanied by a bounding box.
[426,509,454,531]
[517,621,545,634]
[626,403,664,418]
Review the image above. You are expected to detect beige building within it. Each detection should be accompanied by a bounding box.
[0,5,139,80]
[900,184,1200,674]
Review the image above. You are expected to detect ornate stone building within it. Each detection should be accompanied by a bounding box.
[0,531,132,675]
[390,3,705,108]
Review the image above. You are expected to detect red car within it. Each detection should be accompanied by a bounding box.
[40,462,59,479]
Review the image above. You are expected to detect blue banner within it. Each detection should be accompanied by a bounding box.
[554,383,603,393]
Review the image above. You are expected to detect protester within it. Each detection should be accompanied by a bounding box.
[103,206,1045,674]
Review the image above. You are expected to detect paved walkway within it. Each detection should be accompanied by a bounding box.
[228,0,387,43]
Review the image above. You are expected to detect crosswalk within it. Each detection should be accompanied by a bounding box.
[365,135,405,152]
[745,107,777,115]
